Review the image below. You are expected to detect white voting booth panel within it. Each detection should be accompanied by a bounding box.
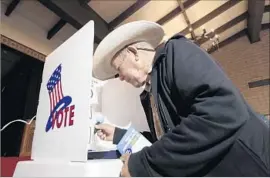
[101,78,150,132]
[13,21,122,177]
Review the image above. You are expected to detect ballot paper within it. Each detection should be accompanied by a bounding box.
[117,127,152,155]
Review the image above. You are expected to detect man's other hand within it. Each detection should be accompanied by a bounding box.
[95,123,115,141]
[120,154,131,177]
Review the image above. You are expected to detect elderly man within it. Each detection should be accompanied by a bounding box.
[93,21,269,177]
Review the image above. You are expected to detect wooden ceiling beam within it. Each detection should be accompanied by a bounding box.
[198,11,248,45]
[38,0,81,28]
[247,0,265,43]
[5,0,21,16]
[47,19,67,40]
[180,0,241,35]
[108,0,151,30]
[157,0,199,25]
[78,0,108,30]
[176,0,196,39]
[38,0,108,44]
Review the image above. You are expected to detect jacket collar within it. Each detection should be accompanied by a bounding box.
[152,33,186,68]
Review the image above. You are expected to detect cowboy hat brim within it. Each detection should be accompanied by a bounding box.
[93,21,165,80]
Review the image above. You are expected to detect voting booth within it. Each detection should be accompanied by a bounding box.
[13,21,123,177]
[13,20,150,177]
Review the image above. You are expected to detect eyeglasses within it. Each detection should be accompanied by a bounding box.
[113,47,155,73]
[136,47,155,52]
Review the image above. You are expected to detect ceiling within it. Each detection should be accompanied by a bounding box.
[87,0,269,50]
[1,0,270,55]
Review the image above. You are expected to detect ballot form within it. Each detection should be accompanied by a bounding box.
[13,21,123,177]
[117,127,152,155]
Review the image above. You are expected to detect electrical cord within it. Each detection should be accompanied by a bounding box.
[0,115,36,132]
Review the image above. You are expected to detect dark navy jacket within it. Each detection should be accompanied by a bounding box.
[114,35,269,176]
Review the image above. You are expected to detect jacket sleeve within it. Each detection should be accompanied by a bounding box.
[113,127,127,145]
[128,38,249,176]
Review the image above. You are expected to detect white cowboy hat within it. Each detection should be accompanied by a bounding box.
[93,20,165,80]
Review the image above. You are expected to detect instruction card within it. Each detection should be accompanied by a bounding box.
[117,127,152,155]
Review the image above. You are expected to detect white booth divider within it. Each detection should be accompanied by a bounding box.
[13,21,123,177]
[101,78,150,132]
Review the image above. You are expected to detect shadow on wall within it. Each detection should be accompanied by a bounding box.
[101,78,150,132]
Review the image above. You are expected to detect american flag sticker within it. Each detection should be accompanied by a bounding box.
[45,64,75,132]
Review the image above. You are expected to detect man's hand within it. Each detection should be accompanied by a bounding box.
[95,123,115,141]
[120,154,131,177]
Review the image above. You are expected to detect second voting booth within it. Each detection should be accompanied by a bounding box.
[13,21,150,177]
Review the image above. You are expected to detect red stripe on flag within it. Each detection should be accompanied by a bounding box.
[54,87,58,104]
[52,88,56,108]
[59,80,64,98]
[56,82,62,101]
[49,92,53,112]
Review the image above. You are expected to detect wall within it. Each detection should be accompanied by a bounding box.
[211,29,269,115]
[1,45,44,157]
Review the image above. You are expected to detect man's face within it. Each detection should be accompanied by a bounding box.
[111,46,149,88]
